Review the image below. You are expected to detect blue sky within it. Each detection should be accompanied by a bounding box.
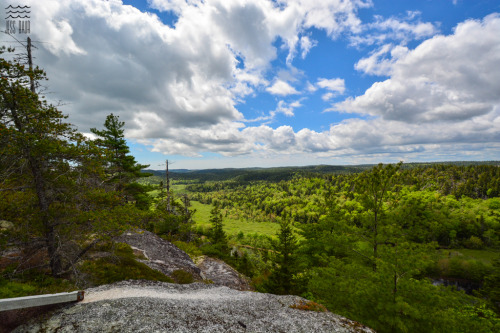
[3,0,500,169]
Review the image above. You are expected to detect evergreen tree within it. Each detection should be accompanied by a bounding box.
[0,46,111,276]
[200,204,230,259]
[209,204,228,248]
[155,194,196,241]
[180,194,195,242]
[91,113,152,208]
[354,162,402,271]
[481,258,500,312]
[266,219,299,295]
[91,113,150,187]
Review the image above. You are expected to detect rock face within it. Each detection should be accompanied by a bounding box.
[116,230,253,290]
[13,280,374,333]
[115,230,203,280]
[197,256,253,291]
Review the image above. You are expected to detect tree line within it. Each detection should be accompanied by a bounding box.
[224,163,500,332]
[182,168,500,249]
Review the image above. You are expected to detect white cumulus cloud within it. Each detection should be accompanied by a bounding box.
[317,78,346,94]
[7,0,499,164]
[266,80,299,96]
[336,14,500,124]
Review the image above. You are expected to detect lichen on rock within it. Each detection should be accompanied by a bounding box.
[115,229,203,281]
[13,280,375,333]
[196,256,253,291]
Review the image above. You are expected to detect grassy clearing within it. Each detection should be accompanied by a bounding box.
[446,248,500,264]
[148,189,161,197]
[224,220,280,238]
[190,200,212,224]
[172,184,188,194]
[147,184,188,198]
[190,201,280,238]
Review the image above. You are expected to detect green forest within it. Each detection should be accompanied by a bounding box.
[1,46,500,333]
[169,163,500,332]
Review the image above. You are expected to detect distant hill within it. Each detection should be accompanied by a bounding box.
[142,161,499,183]
[142,165,369,183]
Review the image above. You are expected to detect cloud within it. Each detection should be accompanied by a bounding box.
[317,78,346,94]
[148,0,202,14]
[349,11,438,77]
[149,106,500,158]
[354,44,409,76]
[299,35,317,58]
[305,81,318,93]
[28,0,266,136]
[370,13,437,40]
[139,121,251,157]
[12,0,500,164]
[274,100,299,117]
[322,93,334,101]
[23,0,369,137]
[266,80,299,96]
[336,14,500,124]
[267,0,372,64]
[247,125,298,151]
[245,99,303,124]
[350,11,438,47]
[289,0,372,37]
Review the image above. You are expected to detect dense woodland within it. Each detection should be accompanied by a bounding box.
[173,163,500,332]
[1,46,500,332]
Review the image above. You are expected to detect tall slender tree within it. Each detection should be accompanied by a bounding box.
[91,114,152,208]
[266,219,299,295]
[355,162,402,271]
[91,113,150,188]
[209,204,229,252]
[0,46,105,276]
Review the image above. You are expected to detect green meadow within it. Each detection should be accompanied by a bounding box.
[447,248,500,264]
[190,201,280,238]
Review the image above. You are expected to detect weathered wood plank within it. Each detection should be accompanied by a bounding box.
[0,291,84,311]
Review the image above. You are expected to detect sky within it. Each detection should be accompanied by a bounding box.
[2,0,500,170]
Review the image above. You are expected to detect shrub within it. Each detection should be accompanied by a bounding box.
[0,271,76,298]
[290,300,327,312]
[464,236,484,249]
[0,280,36,298]
[173,241,203,258]
[79,243,173,285]
[437,257,492,283]
[171,270,194,284]
[201,244,230,260]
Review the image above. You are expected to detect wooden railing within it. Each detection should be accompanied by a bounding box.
[0,291,84,312]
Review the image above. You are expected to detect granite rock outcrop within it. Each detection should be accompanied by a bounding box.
[13,280,374,333]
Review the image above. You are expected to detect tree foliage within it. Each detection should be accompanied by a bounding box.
[178,162,500,331]
[353,162,402,271]
[91,113,152,209]
[90,113,149,185]
[0,47,153,278]
[264,219,300,295]
[1,46,110,276]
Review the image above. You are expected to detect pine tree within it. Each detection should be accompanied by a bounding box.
[266,219,299,294]
[91,113,150,188]
[481,258,500,312]
[91,113,152,208]
[209,204,229,256]
[355,162,402,271]
[0,46,106,276]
